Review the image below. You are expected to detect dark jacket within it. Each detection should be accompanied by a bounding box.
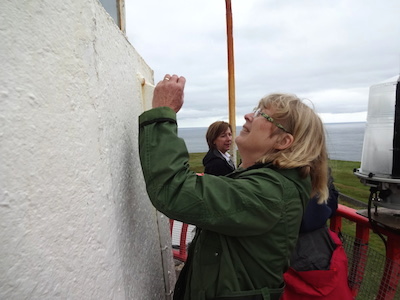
[203,148,235,176]
[139,107,311,300]
[300,175,338,233]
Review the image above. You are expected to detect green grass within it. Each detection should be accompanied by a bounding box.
[189,154,368,201]
[328,160,386,255]
[189,155,369,201]
[189,155,369,204]
[188,152,206,173]
[188,154,386,255]
[329,160,370,204]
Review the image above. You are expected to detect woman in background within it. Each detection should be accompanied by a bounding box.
[202,121,235,176]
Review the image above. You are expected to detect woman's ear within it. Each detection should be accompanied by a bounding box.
[275,133,294,150]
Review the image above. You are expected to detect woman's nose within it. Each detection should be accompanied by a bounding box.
[244,112,253,122]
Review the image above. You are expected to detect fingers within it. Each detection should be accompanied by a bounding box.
[152,74,186,113]
[161,74,185,84]
[177,75,186,85]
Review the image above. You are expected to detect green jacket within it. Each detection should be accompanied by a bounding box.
[139,107,311,300]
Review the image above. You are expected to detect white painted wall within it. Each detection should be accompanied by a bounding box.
[0,0,175,299]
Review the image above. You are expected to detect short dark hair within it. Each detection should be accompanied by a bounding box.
[205,121,232,149]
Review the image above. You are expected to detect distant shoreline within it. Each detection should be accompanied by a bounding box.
[179,121,366,130]
[179,123,365,162]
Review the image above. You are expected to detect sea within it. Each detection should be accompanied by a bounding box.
[178,122,366,162]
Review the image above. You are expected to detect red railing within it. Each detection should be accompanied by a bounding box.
[170,204,400,299]
[330,204,400,300]
[169,220,189,262]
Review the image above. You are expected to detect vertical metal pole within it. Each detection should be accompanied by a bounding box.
[392,78,400,178]
[225,0,237,166]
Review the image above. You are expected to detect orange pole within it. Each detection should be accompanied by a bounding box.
[225,0,237,165]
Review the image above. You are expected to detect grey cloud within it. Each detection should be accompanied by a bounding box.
[126,0,400,126]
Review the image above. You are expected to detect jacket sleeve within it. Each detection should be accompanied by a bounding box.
[139,107,306,236]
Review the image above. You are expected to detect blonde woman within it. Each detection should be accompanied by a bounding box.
[139,74,328,300]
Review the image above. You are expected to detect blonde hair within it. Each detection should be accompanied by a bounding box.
[256,93,328,203]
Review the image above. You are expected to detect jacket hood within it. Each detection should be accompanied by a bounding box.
[246,164,311,212]
[272,167,311,212]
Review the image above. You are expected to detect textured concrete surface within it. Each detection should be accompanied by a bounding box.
[0,0,175,298]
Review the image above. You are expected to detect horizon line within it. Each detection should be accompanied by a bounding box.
[179,121,366,129]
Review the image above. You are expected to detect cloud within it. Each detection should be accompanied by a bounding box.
[125,0,400,128]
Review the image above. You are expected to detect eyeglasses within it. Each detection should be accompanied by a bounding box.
[253,108,290,133]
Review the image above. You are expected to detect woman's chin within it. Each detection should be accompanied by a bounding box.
[236,134,245,141]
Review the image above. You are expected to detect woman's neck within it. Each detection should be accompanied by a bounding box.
[239,157,256,169]
[238,149,262,169]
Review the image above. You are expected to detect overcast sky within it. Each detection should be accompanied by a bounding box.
[125,0,400,128]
